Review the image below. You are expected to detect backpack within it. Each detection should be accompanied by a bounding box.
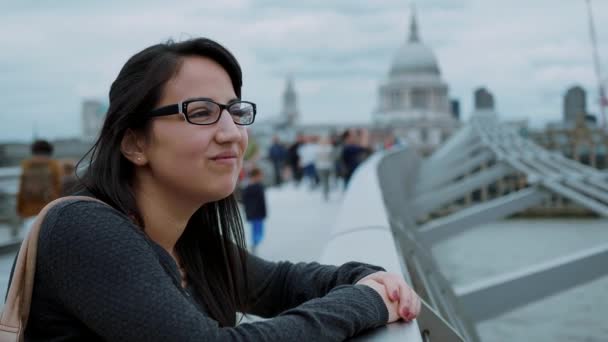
[19,161,58,203]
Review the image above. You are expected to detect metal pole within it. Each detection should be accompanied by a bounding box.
[586,0,607,129]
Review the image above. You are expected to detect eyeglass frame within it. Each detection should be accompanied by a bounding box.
[146,97,257,126]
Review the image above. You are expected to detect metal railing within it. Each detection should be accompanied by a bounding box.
[376,149,478,341]
[0,167,21,241]
[320,153,467,341]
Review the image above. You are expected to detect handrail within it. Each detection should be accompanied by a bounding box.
[0,168,23,241]
[0,167,20,197]
[320,153,424,341]
[320,153,465,342]
[377,148,477,342]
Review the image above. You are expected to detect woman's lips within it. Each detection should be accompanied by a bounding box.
[211,155,237,165]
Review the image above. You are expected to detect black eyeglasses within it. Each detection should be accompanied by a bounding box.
[147,98,257,126]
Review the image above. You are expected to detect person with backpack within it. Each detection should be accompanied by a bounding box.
[16,140,62,223]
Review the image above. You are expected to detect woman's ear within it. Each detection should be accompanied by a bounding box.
[121,129,148,166]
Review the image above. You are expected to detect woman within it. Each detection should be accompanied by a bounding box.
[25,38,420,340]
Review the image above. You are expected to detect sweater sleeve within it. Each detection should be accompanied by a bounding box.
[245,253,385,317]
[35,201,387,341]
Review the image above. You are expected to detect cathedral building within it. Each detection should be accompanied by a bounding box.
[373,9,459,154]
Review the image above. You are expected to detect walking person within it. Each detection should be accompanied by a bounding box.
[298,136,319,189]
[286,135,303,185]
[341,129,372,189]
[316,135,334,201]
[268,136,286,186]
[6,37,420,341]
[241,167,267,254]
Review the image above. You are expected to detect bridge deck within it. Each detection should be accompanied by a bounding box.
[244,183,343,263]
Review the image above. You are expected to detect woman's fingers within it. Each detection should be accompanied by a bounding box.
[378,277,401,302]
[358,279,401,323]
[365,272,401,301]
[400,285,421,321]
[399,286,414,320]
[359,272,421,322]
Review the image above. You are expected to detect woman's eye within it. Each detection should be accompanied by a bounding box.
[189,110,212,118]
[230,109,246,117]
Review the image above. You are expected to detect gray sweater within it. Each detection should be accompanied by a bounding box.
[22,199,388,341]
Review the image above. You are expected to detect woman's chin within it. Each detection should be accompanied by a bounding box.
[191,177,238,203]
[208,184,237,202]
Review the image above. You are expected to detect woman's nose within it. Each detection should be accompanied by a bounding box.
[215,109,242,142]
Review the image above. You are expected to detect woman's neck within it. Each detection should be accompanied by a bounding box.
[132,173,200,256]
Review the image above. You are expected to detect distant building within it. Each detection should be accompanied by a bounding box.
[531,119,607,169]
[248,75,302,152]
[564,86,587,123]
[81,99,106,142]
[280,76,299,128]
[521,119,607,216]
[372,8,458,154]
[474,87,495,111]
[527,86,607,169]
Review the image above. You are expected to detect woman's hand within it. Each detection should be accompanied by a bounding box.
[357,272,421,323]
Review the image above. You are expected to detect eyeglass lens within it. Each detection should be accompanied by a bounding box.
[186,100,254,125]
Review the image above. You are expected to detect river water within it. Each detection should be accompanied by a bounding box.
[432,218,608,342]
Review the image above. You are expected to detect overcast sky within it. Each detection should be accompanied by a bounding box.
[0,0,606,142]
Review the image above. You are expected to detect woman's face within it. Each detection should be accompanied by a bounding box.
[140,56,248,203]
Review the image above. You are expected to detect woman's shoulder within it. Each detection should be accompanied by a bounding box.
[46,197,128,222]
[40,197,143,244]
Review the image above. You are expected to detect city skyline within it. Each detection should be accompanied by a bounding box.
[0,0,606,142]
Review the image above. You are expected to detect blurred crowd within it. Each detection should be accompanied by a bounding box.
[239,128,402,202]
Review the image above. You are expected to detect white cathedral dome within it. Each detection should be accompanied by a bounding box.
[389,9,440,76]
[390,41,440,76]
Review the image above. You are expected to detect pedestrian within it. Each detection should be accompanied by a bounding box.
[241,167,266,254]
[16,139,62,231]
[341,129,372,188]
[287,135,303,185]
[298,136,319,189]
[316,135,334,200]
[268,135,286,186]
[8,37,420,340]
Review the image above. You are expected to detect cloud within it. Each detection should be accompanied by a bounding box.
[0,0,607,141]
